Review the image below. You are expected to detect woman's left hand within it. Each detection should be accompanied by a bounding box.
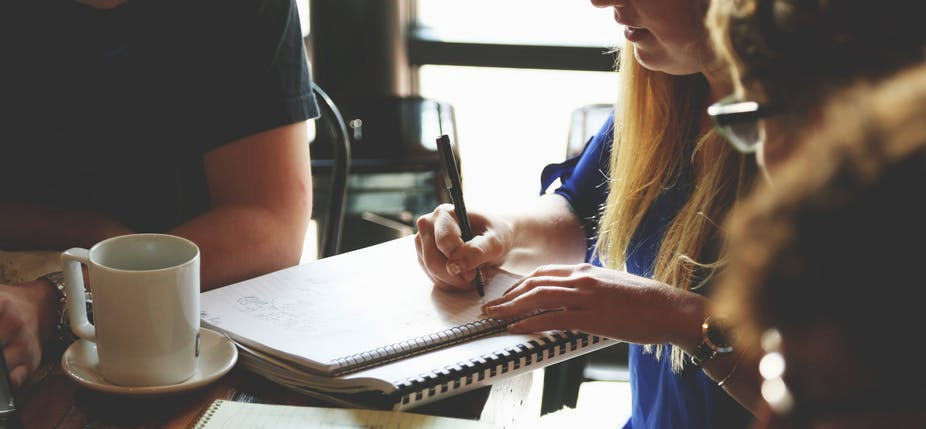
[482,263,706,347]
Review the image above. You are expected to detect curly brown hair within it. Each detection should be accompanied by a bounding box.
[714,64,926,374]
[708,0,926,110]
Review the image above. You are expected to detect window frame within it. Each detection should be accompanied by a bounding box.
[407,26,618,72]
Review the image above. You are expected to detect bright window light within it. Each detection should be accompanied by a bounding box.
[419,66,618,210]
[417,0,621,47]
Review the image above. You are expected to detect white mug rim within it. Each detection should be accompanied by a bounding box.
[88,233,200,274]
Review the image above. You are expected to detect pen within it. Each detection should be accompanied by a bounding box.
[436,134,486,297]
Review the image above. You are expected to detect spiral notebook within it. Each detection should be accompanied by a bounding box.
[192,400,491,428]
[200,237,613,410]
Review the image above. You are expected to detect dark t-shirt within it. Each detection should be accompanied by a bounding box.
[1,0,319,232]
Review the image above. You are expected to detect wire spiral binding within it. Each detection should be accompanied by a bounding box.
[191,399,224,429]
[392,331,609,407]
[331,318,508,375]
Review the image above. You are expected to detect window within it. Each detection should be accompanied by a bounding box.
[416,0,619,47]
[414,1,623,209]
[419,67,617,209]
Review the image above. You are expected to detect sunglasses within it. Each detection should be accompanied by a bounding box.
[708,95,783,154]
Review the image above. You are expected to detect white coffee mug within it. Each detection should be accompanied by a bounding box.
[62,233,200,387]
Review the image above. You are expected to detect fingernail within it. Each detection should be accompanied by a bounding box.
[447,262,461,276]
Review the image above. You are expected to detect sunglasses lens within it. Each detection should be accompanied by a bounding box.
[709,95,775,154]
[722,121,761,153]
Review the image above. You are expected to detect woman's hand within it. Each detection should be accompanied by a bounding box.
[0,280,57,389]
[482,263,706,348]
[415,204,515,291]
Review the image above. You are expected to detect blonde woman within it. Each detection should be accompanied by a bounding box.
[416,0,756,426]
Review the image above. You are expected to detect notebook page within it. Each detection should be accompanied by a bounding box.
[200,237,519,373]
[195,400,491,429]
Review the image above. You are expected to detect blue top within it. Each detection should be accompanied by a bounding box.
[540,115,752,428]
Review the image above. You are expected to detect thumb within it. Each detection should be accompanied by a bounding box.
[8,364,28,390]
[448,233,506,272]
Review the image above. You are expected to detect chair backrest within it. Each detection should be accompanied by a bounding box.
[566,103,613,158]
[310,95,460,254]
[311,83,351,259]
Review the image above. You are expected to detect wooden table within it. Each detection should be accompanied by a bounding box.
[13,358,540,429]
[2,250,544,429]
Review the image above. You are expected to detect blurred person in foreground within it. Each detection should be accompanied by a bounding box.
[707,0,926,175]
[714,64,926,428]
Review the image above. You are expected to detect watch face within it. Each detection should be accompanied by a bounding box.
[707,318,733,350]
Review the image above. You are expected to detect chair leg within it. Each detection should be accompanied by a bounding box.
[540,356,589,414]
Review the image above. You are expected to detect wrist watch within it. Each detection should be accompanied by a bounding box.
[689,316,733,367]
[39,271,92,347]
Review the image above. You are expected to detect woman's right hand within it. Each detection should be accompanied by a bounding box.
[415,204,515,291]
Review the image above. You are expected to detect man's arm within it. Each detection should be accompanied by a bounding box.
[1,119,311,291]
[170,121,312,290]
[0,120,310,391]
[0,205,132,250]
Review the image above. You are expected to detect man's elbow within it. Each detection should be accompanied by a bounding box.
[275,244,303,269]
[272,190,312,268]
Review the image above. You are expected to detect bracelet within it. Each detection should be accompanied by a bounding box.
[39,271,92,348]
[717,353,742,387]
[39,271,76,347]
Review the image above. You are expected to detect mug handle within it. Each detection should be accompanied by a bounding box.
[61,248,95,342]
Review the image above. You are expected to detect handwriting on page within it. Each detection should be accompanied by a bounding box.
[199,237,523,368]
[429,268,518,326]
[203,279,326,332]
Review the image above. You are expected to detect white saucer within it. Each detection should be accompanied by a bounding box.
[61,327,238,396]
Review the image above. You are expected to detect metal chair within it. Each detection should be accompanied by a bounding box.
[566,103,613,158]
[312,95,456,254]
[311,83,351,258]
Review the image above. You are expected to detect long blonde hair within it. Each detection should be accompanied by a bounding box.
[596,46,756,371]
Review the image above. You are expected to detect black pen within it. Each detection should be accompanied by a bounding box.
[436,134,486,297]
